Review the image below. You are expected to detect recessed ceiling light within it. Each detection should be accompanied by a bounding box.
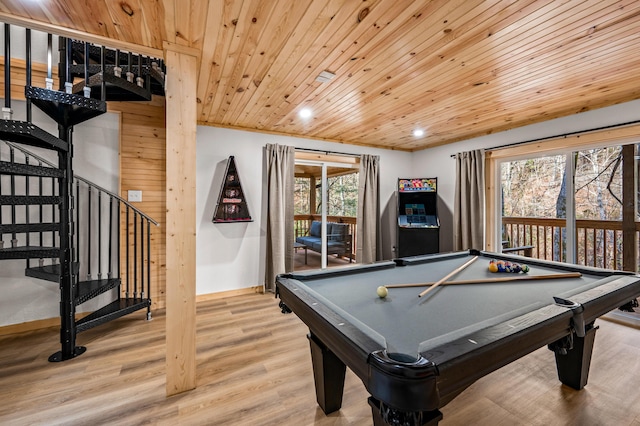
[299,108,312,119]
[413,129,425,137]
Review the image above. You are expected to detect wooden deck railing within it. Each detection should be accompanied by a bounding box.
[502,216,640,271]
[294,214,357,261]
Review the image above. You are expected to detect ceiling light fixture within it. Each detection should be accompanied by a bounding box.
[299,108,312,119]
[316,70,336,83]
[413,129,425,137]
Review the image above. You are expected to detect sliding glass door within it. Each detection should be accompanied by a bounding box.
[293,159,358,270]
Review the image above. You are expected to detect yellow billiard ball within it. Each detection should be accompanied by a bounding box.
[376,286,388,298]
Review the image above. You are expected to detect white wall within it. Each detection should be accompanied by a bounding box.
[411,99,640,253]
[195,126,411,295]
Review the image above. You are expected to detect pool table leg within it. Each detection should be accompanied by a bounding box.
[550,322,598,390]
[308,332,346,414]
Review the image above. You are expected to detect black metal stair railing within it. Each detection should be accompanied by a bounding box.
[1,140,158,324]
[0,142,61,260]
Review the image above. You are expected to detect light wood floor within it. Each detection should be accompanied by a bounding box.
[2,293,640,425]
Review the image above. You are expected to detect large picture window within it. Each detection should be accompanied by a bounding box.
[487,125,640,272]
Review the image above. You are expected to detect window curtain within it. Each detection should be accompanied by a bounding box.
[356,154,381,263]
[264,143,295,292]
[454,149,485,251]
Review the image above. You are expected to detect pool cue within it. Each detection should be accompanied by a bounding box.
[388,272,583,289]
[418,255,478,297]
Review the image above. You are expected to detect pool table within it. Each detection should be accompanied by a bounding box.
[275,249,640,425]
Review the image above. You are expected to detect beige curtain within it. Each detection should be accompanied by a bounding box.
[264,144,295,292]
[356,154,381,263]
[454,149,485,251]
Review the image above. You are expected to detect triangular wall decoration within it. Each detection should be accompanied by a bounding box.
[212,156,252,223]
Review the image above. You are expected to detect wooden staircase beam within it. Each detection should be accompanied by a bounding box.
[0,11,163,58]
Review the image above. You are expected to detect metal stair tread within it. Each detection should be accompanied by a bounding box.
[68,43,165,92]
[76,278,121,305]
[69,64,165,94]
[0,119,68,152]
[24,262,79,282]
[0,195,62,205]
[75,298,150,333]
[71,71,152,102]
[0,160,64,178]
[0,222,60,234]
[0,246,60,259]
[25,86,107,127]
[71,65,165,96]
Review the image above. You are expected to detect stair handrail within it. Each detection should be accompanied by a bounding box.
[3,140,158,226]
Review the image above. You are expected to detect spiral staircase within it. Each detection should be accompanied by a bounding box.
[0,24,163,361]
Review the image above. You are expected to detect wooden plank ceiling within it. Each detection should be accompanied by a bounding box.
[1,0,639,152]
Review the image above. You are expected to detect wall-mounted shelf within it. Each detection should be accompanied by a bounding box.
[212,156,252,223]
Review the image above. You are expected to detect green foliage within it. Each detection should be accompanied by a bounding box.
[294,173,359,217]
[327,174,358,217]
[294,178,310,215]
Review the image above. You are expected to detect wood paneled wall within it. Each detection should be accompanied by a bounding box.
[109,99,167,310]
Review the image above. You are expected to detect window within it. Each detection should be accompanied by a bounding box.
[487,124,640,271]
[293,154,359,269]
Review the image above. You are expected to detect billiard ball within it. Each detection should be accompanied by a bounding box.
[521,264,530,273]
[377,286,388,298]
[488,263,498,273]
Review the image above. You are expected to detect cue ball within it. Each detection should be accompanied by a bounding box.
[377,286,388,298]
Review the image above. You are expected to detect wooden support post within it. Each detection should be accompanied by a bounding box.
[164,46,197,396]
